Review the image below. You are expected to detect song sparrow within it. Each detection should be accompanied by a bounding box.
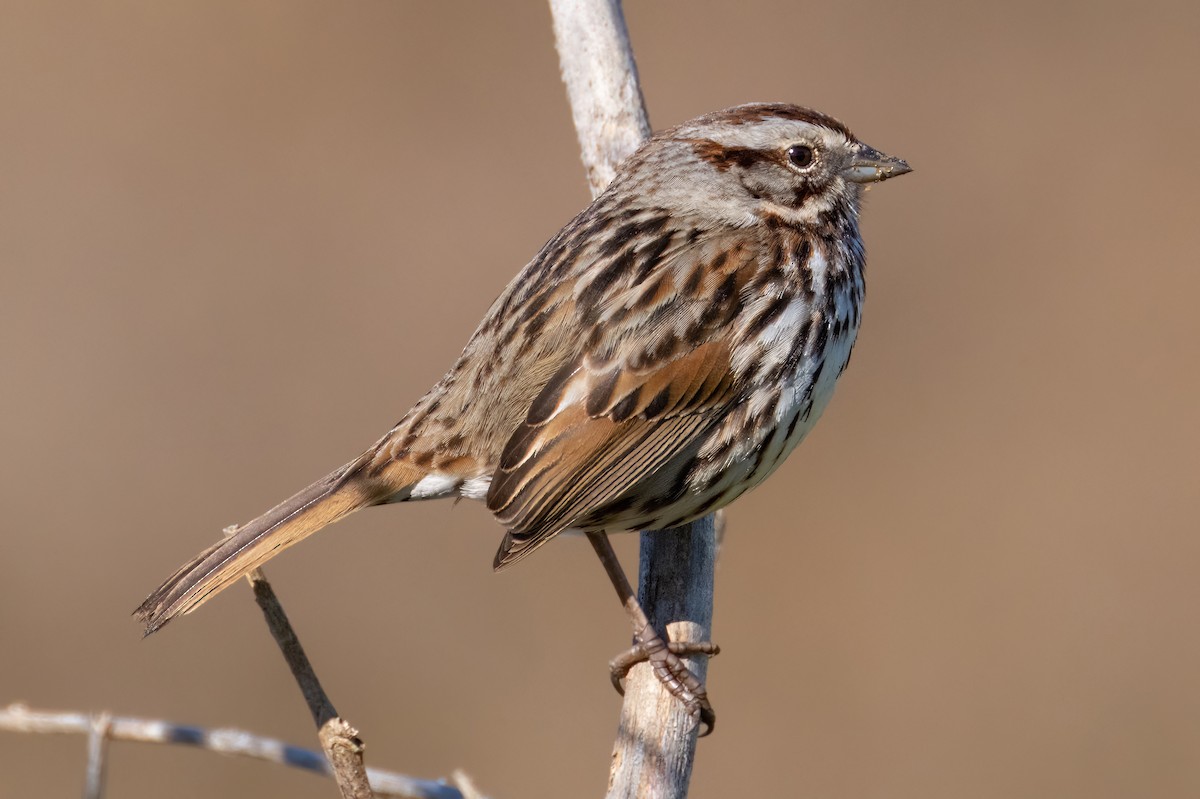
[136,103,910,732]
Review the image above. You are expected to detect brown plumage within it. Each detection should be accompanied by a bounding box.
[135,103,910,726]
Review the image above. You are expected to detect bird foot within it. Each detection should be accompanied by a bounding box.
[609,635,720,735]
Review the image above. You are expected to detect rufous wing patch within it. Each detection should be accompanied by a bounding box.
[487,340,736,567]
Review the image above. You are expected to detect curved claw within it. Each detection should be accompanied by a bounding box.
[607,638,721,735]
[692,695,716,738]
[609,641,721,694]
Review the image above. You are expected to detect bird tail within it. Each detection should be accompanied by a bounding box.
[134,457,417,635]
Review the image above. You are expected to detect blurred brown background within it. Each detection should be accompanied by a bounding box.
[2,1,1198,797]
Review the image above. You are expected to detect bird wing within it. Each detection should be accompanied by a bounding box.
[487,340,737,567]
[486,228,761,567]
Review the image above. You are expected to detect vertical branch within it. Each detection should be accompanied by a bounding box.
[607,520,716,798]
[83,711,112,799]
[549,0,651,197]
[549,2,718,797]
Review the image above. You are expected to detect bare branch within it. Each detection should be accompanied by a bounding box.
[318,717,375,799]
[83,711,111,799]
[549,0,651,198]
[0,703,462,799]
[550,1,719,796]
[242,562,339,729]
[241,556,375,798]
[608,520,716,797]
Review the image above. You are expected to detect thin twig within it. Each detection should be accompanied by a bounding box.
[240,553,374,799]
[317,717,375,799]
[243,553,489,798]
[243,563,339,728]
[83,711,111,799]
[549,1,719,797]
[0,703,462,799]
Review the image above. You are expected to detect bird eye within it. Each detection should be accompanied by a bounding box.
[787,144,815,169]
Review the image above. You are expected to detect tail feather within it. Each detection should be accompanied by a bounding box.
[135,459,413,635]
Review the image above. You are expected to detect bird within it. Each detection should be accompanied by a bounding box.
[136,102,910,732]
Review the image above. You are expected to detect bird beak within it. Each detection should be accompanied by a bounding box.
[843,144,912,183]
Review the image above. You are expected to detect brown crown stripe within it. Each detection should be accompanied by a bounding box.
[695,103,856,141]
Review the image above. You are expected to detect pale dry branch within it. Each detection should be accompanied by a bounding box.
[83,711,111,799]
[550,0,651,197]
[0,703,462,799]
[318,717,375,799]
[607,520,716,797]
[550,1,719,796]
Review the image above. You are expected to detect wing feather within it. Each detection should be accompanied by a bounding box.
[484,226,763,567]
[487,339,736,567]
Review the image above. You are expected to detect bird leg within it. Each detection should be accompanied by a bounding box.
[585,531,719,735]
